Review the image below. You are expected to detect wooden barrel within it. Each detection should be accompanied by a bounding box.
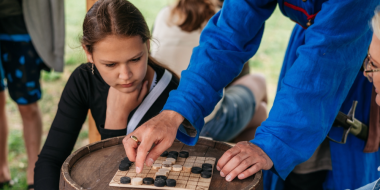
[60,136,263,190]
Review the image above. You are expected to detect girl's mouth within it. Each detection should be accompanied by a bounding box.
[120,82,133,88]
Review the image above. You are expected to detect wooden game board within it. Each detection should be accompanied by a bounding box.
[109,156,216,190]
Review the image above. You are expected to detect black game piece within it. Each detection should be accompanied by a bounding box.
[160,151,168,157]
[119,157,132,169]
[122,157,130,162]
[154,178,166,187]
[155,175,167,181]
[121,158,132,164]
[179,151,189,158]
[166,179,176,187]
[201,171,212,178]
[120,176,131,184]
[121,157,132,164]
[168,151,179,156]
[191,167,202,174]
[118,163,130,171]
[119,158,132,171]
[143,177,154,185]
[202,163,212,169]
[167,154,177,159]
[203,167,212,172]
[121,161,132,166]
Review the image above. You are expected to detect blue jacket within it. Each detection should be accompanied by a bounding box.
[163,0,380,189]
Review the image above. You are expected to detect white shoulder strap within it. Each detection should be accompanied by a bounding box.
[126,69,172,135]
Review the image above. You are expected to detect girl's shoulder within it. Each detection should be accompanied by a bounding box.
[62,63,108,107]
[64,63,91,86]
[71,63,93,77]
[69,63,106,84]
[66,63,108,92]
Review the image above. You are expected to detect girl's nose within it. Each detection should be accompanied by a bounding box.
[119,64,132,80]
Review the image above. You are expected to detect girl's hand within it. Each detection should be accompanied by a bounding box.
[123,110,184,173]
[105,81,149,129]
[217,141,273,182]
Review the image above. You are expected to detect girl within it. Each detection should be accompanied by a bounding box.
[34,0,180,189]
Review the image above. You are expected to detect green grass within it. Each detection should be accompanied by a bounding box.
[249,6,295,109]
[2,130,28,190]
[3,1,294,189]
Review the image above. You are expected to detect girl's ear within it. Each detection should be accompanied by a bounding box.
[83,45,94,63]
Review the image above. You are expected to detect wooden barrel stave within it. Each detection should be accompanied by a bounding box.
[60,136,263,190]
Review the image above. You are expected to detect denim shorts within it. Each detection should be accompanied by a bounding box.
[200,85,256,141]
[356,178,380,190]
[0,34,46,105]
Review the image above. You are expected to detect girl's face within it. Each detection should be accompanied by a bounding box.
[368,34,380,105]
[85,35,150,93]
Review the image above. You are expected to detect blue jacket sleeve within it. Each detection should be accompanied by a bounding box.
[163,0,277,145]
[251,0,377,179]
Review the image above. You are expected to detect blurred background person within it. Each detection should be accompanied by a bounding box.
[0,0,64,189]
[151,0,268,143]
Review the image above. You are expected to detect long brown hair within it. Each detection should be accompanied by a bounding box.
[171,0,215,32]
[81,0,179,79]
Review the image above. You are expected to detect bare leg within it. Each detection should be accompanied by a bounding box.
[18,102,42,186]
[229,74,268,143]
[231,74,268,110]
[0,91,11,183]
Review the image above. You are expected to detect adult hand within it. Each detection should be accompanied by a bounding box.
[217,141,273,182]
[104,81,148,129]
[123,110,184,173]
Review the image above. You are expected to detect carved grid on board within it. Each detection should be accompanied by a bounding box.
[109,156,216,190]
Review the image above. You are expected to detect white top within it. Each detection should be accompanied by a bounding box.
[151,6,203,76]
[151,6,223,123]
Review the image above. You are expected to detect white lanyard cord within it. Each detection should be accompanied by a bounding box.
[126,70,172,135]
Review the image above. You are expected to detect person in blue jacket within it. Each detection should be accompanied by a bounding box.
[354,8,380,190]
[124,0,380,189]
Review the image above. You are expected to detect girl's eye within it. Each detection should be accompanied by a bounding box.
[105,63,116,67]
[131,57,141,62]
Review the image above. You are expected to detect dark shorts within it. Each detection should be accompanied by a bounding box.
[200,85,256,141]
[0,34,46,105]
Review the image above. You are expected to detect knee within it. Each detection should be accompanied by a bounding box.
[257,102,268,116]
[235,73,267,89]
[18,103,40,118]
[250,74,267,90]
